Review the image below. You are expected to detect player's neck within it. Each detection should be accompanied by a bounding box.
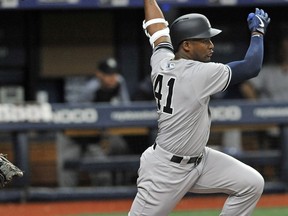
[174,52,191,60]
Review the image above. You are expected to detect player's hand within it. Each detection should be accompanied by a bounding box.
[247,8,270,35]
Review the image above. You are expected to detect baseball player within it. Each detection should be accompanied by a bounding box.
[129,0,270,216]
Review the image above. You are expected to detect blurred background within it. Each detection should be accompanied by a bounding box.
[0,0,287,205]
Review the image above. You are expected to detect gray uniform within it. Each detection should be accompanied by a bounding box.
[152,49,230,156]
[129,45,264,215]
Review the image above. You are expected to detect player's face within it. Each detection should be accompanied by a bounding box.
[96,71,119,89]
[187,38,214,62]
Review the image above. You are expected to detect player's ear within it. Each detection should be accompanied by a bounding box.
[182,40,192,52]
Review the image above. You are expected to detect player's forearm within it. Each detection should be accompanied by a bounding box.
[144,0,166,35]
[144,0,164,20]
[228,35,264,85]
[244,34,264,65]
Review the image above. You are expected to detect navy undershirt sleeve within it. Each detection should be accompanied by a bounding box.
[227,35,264,86]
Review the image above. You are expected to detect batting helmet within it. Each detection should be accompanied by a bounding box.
[170,13,222,50]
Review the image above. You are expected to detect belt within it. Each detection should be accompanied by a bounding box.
[153,143,203,166]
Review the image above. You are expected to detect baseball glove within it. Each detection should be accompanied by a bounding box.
[0,154,23,187]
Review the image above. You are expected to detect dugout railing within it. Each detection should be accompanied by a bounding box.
[0,100,287,201]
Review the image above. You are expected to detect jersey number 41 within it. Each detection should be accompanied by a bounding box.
[154,74,175,115]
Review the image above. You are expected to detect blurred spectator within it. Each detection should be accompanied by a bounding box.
[78,57,130,105]
[221,37,288,154]
[248,37,288,101]
[59,57,131,187]
[245,37,288,148]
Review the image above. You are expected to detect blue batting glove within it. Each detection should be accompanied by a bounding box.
[247,8,270,35]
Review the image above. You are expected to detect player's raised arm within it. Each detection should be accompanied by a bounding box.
[227,8,270,85]
[143,0,171,48]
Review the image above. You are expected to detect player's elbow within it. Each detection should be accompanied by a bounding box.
[250,64,262,79]
[241,56,262,79]
[229,60,261,84]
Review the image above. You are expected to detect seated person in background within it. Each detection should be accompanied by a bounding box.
[248,36,288,101]
[79,57,130,105]
[80,56,131,155]
[227,36,288,151]
[244,36,288,148]
[219,37,288,153]
[59,57,131,187]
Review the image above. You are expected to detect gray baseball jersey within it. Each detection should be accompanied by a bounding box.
[151,47,231,156]
[129,5,269,215]
[129,43,264,216]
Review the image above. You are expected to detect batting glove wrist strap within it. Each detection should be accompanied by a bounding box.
[247,8,270,35]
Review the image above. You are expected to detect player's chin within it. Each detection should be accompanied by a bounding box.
[207,53,214,61]
[203,56,211,62]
